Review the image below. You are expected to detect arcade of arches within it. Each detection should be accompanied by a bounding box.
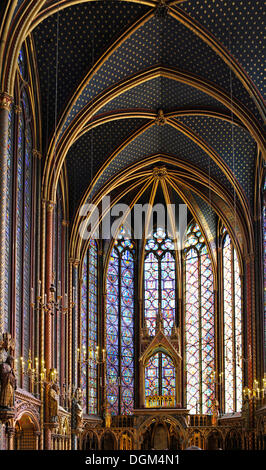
[0,0,265,451]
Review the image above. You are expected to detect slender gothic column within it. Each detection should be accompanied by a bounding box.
[245,254,255,388]
[6,427,15,450]
[71,259,79,451]
[45,201,55,372]
[68,258,74,402]
[72,259,79,391]
[0,93,13,335]
[44,200,55,450]
[61,219,68,393]
[245,253,256,449]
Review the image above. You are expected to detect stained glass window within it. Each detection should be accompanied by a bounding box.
[88,240,98,414]
[80,240,98,414]
[15,89,33,390]
[223,232,242,413]
[144,228,175,336]
[145,352,176,402]
[184,222,215,414]
[5,106,14,332]
[106,229,135,415]
[81,251,88,409]
[18,48,26,79]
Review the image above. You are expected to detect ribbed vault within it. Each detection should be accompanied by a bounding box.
[2,0,264,259]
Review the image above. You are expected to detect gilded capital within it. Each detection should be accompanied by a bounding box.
[33,149,42,160]
[46,201,55,213]
[0,93,13,111]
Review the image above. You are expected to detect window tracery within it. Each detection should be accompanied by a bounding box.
[106,229,135,415]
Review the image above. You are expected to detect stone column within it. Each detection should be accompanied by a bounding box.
[45,201,55,372]
[72,259,79,451]
[44,200,55,449]
[0,92,12,335]
[68,258,74,404]
[6,427,15,450]
[35,431,41,450]
[245,253,256,449]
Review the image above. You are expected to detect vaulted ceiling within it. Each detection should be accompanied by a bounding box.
[23,0,264,241]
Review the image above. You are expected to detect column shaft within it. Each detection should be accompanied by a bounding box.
[0,93,12,334]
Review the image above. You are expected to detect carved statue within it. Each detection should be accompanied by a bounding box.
[48,383,59,423]
[0,355,17,408]
[105,410,111,429]
[72,388,83,431]
[211,399,219,426]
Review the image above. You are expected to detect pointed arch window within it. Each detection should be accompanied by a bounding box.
[15,89,33,389]
[3,43,38,392]
[145,352,176,407]
[184,222,215,414]
[5,105,14,332]
[222,231,242,413]
[80,240,98,414]
[106,230,135,415]
[144,228,176,336]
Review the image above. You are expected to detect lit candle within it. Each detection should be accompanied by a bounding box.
[58,280,61,298]
[38,280,41,298]
[28,357,32,371]
[31,287,34,306]
[73,286,76,303]
[102,349,106,361]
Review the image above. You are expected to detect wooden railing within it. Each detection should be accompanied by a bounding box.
[146,395,176,408]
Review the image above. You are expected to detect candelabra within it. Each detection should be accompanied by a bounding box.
[77,345,106,365]
[210,370,224,386]
[15,351,49,386]
[31,274,75,316]
[243,377,266,402]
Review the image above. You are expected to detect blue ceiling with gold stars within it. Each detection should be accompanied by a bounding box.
[90,122,240,199]
[33,1,149,150]
[66,117,148,220]
[27,0,264,224]
[98,77,228,115]
[179,0,265,99]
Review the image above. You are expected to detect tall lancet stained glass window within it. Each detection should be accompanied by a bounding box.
[144,228,176,336]
[5,105,14,332]
[106,230,135,415]
[222,231,242,413]
[80,240,98,414]
[184,222,215,414]
[15,89,33,390]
